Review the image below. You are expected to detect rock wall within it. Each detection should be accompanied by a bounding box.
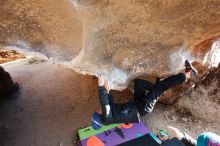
[0,0,82,61]
[1,0,220,88]
[176,63,220,124]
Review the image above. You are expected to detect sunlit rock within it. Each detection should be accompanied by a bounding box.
[1,0,220,89]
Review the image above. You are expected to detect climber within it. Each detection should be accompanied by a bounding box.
[0,66,19,99]
[92,60,198,129]
[166,126,220,146]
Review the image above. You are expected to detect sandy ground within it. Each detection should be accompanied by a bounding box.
[0,60,219,146]
[0,60,100,146]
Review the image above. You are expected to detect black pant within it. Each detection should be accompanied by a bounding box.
[134,73,186,116]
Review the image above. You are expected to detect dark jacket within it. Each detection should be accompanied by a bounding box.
[99,86,139,124]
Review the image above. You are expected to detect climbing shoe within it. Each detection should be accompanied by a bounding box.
[185,60,198,77]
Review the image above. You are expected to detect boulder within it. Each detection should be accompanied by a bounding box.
[0,66,18,98]
[1,0,220,88]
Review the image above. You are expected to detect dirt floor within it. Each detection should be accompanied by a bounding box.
[0,60,100,146]
[0,59,219,146]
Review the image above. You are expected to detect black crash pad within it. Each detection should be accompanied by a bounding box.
[117,134,160,146]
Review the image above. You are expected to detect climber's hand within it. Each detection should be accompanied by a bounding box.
[104,80,111,93]
[98,75,105,87]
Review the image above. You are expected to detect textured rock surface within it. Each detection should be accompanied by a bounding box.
[72,0,220,83]
[0,1,220,145]
[177,63,220,125]
[0,0,82,61]
[158,61,209,104]
[1,0,220,88]
[159,63,220,105]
